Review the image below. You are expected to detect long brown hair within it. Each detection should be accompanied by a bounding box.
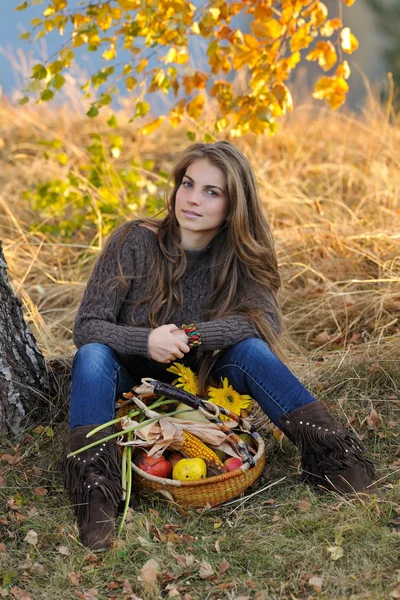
[119,141,282,391]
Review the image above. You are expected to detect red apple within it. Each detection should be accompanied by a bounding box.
[224,457,243,472]
[136,453,172,478]
[168,451,184,469]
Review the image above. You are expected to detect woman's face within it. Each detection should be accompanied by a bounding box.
[175,158,229,249]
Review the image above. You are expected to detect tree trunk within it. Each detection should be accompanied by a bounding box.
[0,242,51,437]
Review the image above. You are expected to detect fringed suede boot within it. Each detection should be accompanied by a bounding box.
[62,425,123,552]
[278,401,376,495]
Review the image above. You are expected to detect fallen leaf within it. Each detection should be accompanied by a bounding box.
[219,559,230,574]
[298,500,311,512]
[312,331,330,345]
[58,545,70,556]
[175,554,195,568]
[137,558,160,594]
[24,530,38,546]
[68,572,80,586]
[122,579,133,594]
[82,590,98,600]
[0,543,6,552]
[10,587,33,600]
[166,586,180,598]
[199,560,214,580]
[1,454,19,465]
[33,488,48,496]
[272,515,280,522]
[30,563,45,576]
[107,582,121,591]
[308,574,324,592]
[327,545,343,560]
[366,408,381,428]
[390,584,400,599]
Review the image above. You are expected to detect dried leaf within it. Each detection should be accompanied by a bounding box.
[24,530,38,545]
[313,331,330,345]
[137,558,160,593]
[366,408,381,428]
[308,574,324,592]
[10,588,33,600]
[1,454,19,465]
[298,500,311,512]
[68,572,80,586]
[167,586,180,598]
[33,487,48,496]
[219,559,230,574]
[82,590,99,600]
[58,545,70,556]
[199,560,214,580]
[390,585,400,599]
[327,545,343,560]
[0,543,6,552]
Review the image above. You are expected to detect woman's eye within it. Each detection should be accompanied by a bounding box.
[182,181,192,188]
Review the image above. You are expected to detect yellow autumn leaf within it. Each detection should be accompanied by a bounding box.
[320,17,342,37]
[272,82,293,113]
[215,117,229,132]
[250,19,282,40]
[187,94,205,119]
[117,0,140,8]
[243,34,260,50]
[303,1,328,27]
[290,23,313,52]
[169,100,186,128]
[336,60,351,79]
[163,48,177,64]
[102,44,116,60]
[138,116,165,136]
[306,41,337,71]
[313,75,349,109]
[340,27,359,53]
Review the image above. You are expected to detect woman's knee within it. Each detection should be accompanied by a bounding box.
[72,343,119,375]
[224,337,275,364]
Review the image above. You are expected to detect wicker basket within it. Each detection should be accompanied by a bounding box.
[131,434,266,508]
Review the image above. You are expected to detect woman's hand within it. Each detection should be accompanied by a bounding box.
[148,324,190,363]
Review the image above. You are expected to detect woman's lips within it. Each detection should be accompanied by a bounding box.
[183,210,201,217]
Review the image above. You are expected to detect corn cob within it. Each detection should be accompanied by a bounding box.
[180,431,227,474]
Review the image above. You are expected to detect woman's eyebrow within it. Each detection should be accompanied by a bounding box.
[183,174,224,193]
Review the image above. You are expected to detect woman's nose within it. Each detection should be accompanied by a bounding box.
[188,191,201,205]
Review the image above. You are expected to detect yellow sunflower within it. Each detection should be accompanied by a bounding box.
[207,377,253,420]
[167,362,200,396]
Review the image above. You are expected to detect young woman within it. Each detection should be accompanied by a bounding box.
[63,141,375,552]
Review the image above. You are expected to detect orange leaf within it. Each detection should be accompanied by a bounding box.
[138,116,165,136]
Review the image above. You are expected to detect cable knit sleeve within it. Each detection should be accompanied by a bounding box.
[196,288,281,351]
[73,223,152,358]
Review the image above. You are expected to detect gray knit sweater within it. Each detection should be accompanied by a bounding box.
[73,221,281,360]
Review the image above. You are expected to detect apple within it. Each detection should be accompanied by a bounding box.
[224,457,243,472]
[136,453,172,478]
[168,451,184,469]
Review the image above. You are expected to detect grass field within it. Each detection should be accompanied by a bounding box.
[0,94,399,599]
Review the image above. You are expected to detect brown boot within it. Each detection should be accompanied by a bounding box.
[278,401,376,495]
[62,425,122,552]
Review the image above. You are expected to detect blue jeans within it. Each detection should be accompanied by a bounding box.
[69,339,316,430]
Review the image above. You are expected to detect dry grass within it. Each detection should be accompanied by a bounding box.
[1,94,400,599]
